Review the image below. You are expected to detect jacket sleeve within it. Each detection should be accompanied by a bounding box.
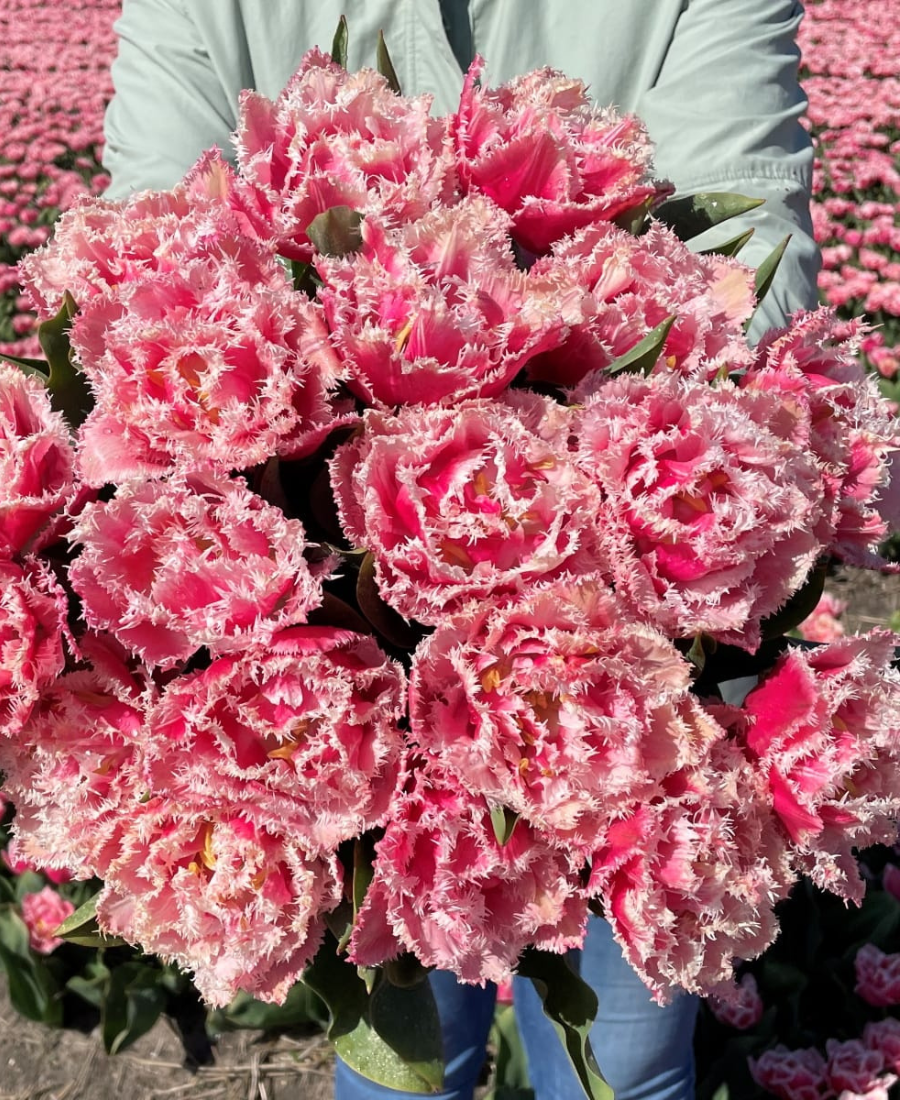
[102,0,240,200]
[638,0,821,335]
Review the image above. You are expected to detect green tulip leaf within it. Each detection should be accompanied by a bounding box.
[605,315,676,377]
[490,804,521,847]
[749,235,792,323]
[516,948,613,1100]
[376,31,402,94]
[37,291,93,428]
[699,227,755,258]
[654,191,765,240]
[303,934,444,1094]
[55,892,127,948]
[331,15,349,68]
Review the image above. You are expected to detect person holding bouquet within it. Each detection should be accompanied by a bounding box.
[89,3,823,1099]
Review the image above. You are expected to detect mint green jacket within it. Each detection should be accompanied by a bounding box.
[103,0,820,334]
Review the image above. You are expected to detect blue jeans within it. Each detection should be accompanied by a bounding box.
[334,916,698,1100]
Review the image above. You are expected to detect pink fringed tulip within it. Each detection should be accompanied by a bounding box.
[529,220,755,388]
[572,373,829,648]
[748,308,900,568]
[69,475,331,668]
[234,48,456,262]
[142,627,406,856]
[19,159,263,318]
[70,248,345,484]
[97,808,343,1006]
[588,745,796,998]
[5,632,153,878]
[725,635,900,901]
[0,558,68,739]
[330,394,599,623]
[348,757,588,985]
[2,838,72,884]
[316,198,583,407]
[0,365,75,555]
[410,579,716,849]
[453,58,664,253]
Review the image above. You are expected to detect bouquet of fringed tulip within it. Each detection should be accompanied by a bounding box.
[2,25,900,1096]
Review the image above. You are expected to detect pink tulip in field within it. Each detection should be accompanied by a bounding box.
[855,944,900,1008]
[864,1019,900,1075]
[825,1038,893,1097]
[20,886,74,955]
[749,1045,830,1100]
[708,973,764,1030]
[797,591,847,644]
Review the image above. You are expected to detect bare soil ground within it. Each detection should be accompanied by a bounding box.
[0,978,336,1100]
[829,564,900,635]
[0,567,896,1100]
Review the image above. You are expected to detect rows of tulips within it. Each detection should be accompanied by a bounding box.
[798,0,900,397]
[0,0,116,355]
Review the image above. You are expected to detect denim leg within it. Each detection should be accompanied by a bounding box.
[514,916,699,1100]
[334,970,497,1100]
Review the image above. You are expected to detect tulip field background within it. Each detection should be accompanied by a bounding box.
[1,1,899,1098]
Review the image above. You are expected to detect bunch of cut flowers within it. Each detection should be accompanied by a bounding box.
[1,31,899,1095]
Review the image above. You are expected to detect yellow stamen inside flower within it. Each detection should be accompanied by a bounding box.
[666,355,677,369]
[518,758,530,775]
[92,755,116,777]
[199,822,217,870]
[481,667,503,692]
[267,720,310,761]
[473,470,492,498]
[251,869,268,890]
[394,317,416,353]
